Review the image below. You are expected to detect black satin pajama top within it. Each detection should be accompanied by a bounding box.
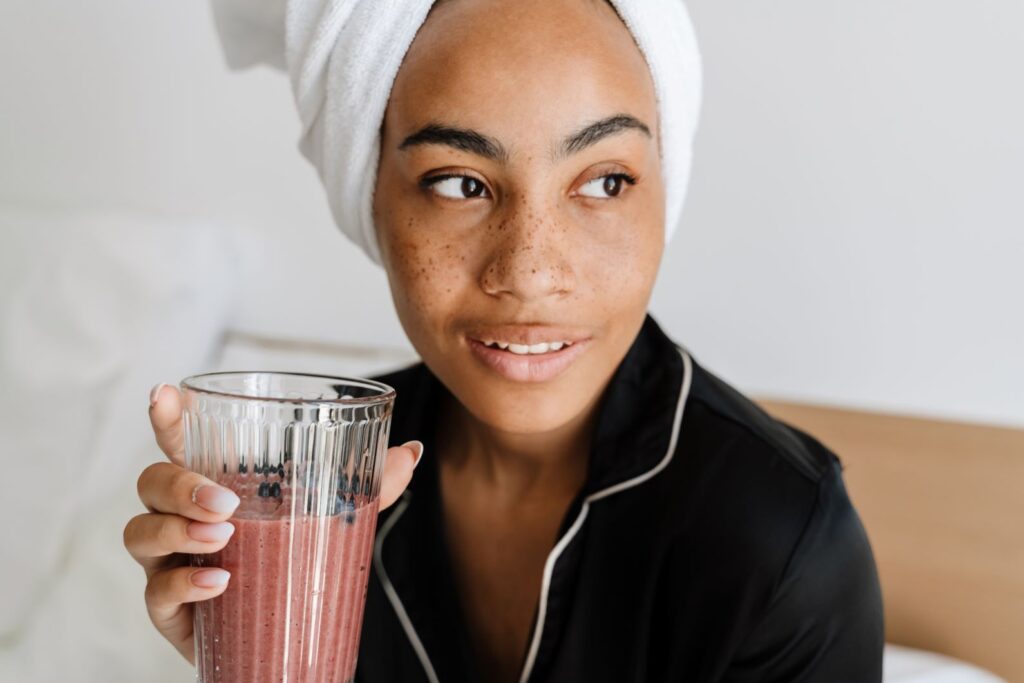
[354,313,884,682]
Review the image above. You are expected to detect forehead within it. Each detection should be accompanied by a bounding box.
[385,0,658,149]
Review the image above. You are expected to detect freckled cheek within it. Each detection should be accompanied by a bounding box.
[389,234,473,328]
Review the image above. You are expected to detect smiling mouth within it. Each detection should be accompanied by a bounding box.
[477,339,577,355]
[464,331,591,383]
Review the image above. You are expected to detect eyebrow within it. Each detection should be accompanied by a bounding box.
[397,114,651,162]
[561,114,652,156]
[399,123,508,162]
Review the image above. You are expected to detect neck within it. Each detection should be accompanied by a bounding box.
[437,390,601,503]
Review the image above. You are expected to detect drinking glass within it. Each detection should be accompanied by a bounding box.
[180,371,395,683]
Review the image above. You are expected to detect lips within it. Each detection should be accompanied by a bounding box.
[464,325,592,383]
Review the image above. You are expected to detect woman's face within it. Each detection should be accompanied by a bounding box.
[373,0,665,435]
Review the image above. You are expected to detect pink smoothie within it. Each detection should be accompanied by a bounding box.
[194,499,379,683]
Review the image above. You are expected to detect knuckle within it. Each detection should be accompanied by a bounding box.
[137,462,169,497]
[169,467,196,498]
[143,573,162,605]
[123,514,144,550]
[156,516,181,548]
[146,568,183,607]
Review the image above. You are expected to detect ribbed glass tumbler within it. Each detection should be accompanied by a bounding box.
[180,371,395,683]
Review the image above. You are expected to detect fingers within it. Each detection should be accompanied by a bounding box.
[137,461,239,522]
[379,441,424,510]
[145,565,230,633]
[124,512,235,572]
[149,383,185,466]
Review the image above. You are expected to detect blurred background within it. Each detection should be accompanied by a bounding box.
[1,1,1020,681]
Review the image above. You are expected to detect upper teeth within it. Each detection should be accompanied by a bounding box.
[482,340,572,354]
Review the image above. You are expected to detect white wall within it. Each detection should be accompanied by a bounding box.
[1,0,1021,427]
[656,0,1024,426]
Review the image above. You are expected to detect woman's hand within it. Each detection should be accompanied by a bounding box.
[123,383,422,664]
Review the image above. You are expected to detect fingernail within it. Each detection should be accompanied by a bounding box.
[192,485,241,514]
[149,383,166,407]
[403,440,425,469]
[186,521,235,543]
[191,568,230,588]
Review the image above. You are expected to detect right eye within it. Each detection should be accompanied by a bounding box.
[422,174,490,200]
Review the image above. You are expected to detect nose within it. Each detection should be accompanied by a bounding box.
[479,202,576,303]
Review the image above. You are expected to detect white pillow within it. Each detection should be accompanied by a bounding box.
[883,643,1007,683]
[0,206,248,681]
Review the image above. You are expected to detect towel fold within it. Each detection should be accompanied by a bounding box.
[210,0,702,265]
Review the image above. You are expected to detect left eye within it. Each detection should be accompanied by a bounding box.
[578,173,636,199]
[424,175,490,200]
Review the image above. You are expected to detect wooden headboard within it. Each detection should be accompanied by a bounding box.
[756,399,1024,682]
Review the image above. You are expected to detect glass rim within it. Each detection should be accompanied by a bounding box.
[180,370,396,406]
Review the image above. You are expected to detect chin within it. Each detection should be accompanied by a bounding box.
[466,384,590,435]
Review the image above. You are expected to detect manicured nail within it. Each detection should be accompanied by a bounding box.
[403,440,425,469]
[192,485,241,514]
[186,521,235,543]
[191,568,230,588]
[149,383,166,407]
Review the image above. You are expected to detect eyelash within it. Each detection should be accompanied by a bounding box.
[591,173,639,193]
[419,172,638,199]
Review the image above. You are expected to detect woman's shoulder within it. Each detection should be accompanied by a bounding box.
[656,353,870,579]
[647,358,888,679]
[672,354,849,529]
[684,354,840,484]
[650,357,884,674]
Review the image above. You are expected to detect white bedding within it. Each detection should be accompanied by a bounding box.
[0,206,245,681]
[882,644,1006,682]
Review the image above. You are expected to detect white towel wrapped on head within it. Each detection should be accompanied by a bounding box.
[210,0,703,266]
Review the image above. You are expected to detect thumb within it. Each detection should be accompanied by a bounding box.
[148,383,185,466]
[379,441,423,510]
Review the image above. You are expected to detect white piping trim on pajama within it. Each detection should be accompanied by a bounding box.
[374,495,441,683]
[377,346,693,683]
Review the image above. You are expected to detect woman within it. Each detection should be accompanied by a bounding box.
[124,0,884,681]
